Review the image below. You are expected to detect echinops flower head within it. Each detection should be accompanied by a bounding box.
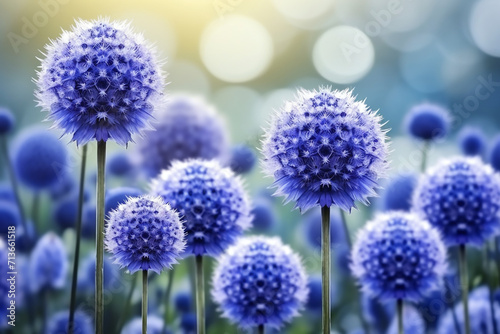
[29,232,68,293]
[404,103,450,141]
[458,126,486,157]
[250,197,276,232]
[0,107,15,135]
[107,151,134,177]
[105,195,185,273]
[46,310,92,334]
[229,144,257,174]
[105,186,143,216]
[351,212,446,302]
[211,236,308,329]
[138,94,229,177]
[150,159,252,257]
[413,157,500,246]
[380,172,418,212]
[262,87,389,212]
[35,18,165,146]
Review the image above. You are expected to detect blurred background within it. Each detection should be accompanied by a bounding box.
[1,0,500,333]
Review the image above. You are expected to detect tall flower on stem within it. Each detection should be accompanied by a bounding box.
[105,195,185,333]
[413,157,500,334]
[35,18,165,334]
[262,87,389,333]
[351,212,447,334]
[151,159,252,334]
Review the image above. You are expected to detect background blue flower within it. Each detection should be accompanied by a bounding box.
[404,103,450,141]
[0,107,15,135]
[229,144,257,174]
[379,172,418,212]
[458,126,486,157]
[387,304,425,334]
[121,315,169,334]
[46,309,93,334]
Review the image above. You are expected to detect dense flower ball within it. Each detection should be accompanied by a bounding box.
[46,310,92,334]
[12,127,68,190]
[122,315,169,334]
[29,232,68,293]
[151,159,252,257]
[351,212,446,302]
[107,151,134,177]
[212,236,308,329]
[387,305,425,334]
[35,19,164,146]
[404,103,450,141]
[137,94,229,177]
[229,144,257,174]
[174,291,193,313]
[105,195,185,273]
[361,293,394,334]
[303,208,345,250]
[0,200,20,235]
[458,126,486,156]
[490,135,500,172]
[380,172,418,212]
[262,88,389,212]
[413,157,500,246]
[0,107,15,135]
[104,187,143,216]
[250,197,276,232]
[78,253,118,292]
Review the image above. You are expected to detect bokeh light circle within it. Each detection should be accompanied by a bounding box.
[470,0,500,57]
[313,26,375,84]
[200,15,274,83]
[272,0,334,21]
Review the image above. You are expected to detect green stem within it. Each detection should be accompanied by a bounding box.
[459,244,470,334]
[143,270,148,334]
[397,299,403,334]
[68,145,87,334]
[0,137,27,233]
[421,140,429,172]
[495,237,500,286]
[258,324,264,334]
[486,242,499,334]
[321,206,331,334]
[95,141,106,334]
[116,274,138,333]
[195,255,205,334]
[162,269,175,334]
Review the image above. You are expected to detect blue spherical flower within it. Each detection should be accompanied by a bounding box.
[0,200,19,235]
[12,127,68,190]
[53,195,78,231]
[438,296,500,334]
[174,291,192,314]
[361,293,394,334]
[36,19,165,146]
[404,103,450,141]
[46,309,92,334]
[81,204,96,239]
[0,240,10,328]
[380,172,418,212]
[29,232,68,293]
[262,88,389,212]
[229,144,257,174]
[78,253,118,292]
[151,159,252,257]
[105,187,143,216]
[458,126,486,157]
[413,157,500,246]
[107,151,134,177]
[17,220,37,253]
[0,107,15,135]
[122,315,168,334]
[180,313,196,333]
[105,195,185,273]
[0,183,15,202]
[250,197,276,232]
[351,212,446,302]
[49,173,76,200]
[138,94,229,177]
[387,305,425,334]
[303,208,345,250]
[490,135,500,172]
[212,236,308,329]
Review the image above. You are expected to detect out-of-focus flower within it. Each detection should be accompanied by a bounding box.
[49,173,76,201]
[137,95,229,177]
[151,159,252,257]
[305,275,337,314]
[46,310,92,334]
[303,208,345,250]
[351,212,446,302]
[107,151,134,177]
[212,236,308,329]
[387,304,425,334]
[180,313,196,334]
[0,183,15,202]
[458,126,486,157]
[0,107,15,135]
[413,157,500,246]
[81,204,96,239]
[53,194,78,231]
[35,18,165,146]
[262,87,389,212]
[105,195,185,273]
[78,253,119,292]
[0,200,19,235]
[12,127,68,190]
[361,292,394,334]
[0,240,9,329]
[104,187,143,216]
[122,315,169,334]
[250,197,276,232]
[379,172,418,212]
[174,291,192,314]
[229,144,256,174]
[404,103,450,141]
[490,135,500,172]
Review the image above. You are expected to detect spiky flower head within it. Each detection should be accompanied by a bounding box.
[122,315,168,334]
[380,172,418,212]
[0,107,14,135]
[262,87,389,212]
[404,103,450,141]
[351,212,446,302]
[12,127,68,190]
[212,236,308,329]
[138,94,229,177]
[35,18,165,146]
[387,305,425,334]
[150,159,252,257]
[29,232,68,293]
[46,310,92,334]
[413,157,500,246]
[105,186,143,216]
[458,126,486,157]
[229,144,257,174]
[105,195,185,273]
